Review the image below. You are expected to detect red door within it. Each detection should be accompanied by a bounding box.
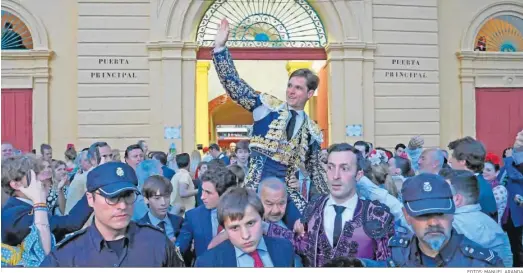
[476,88,523,156]
[1,89,33,153]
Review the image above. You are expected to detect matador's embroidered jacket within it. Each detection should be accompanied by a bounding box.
[212,47,328,212]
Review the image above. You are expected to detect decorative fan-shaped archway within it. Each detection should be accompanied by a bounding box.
[196,0,327,48]
[1,10,33,50]
[474,15,523,52]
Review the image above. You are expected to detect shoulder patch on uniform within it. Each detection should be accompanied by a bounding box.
[56,228,88,249]
[260,93,284,111]
[460,243,500,265]
[388,236,410,248]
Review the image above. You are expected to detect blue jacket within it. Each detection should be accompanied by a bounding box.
[137,213,184,238]
[504,151,523,227]
[195,236,295,267]
[162,165,176,181]
[218,154,230,166]
[175,205,214,257]
[2,196,93,245]
[194,179,203,207]
[40,221,184,267]
[476,174,498,217]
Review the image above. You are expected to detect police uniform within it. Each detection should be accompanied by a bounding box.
[386,173,504,267]
[39,162,184,267]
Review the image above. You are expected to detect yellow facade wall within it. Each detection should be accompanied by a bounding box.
[3,0,523,157]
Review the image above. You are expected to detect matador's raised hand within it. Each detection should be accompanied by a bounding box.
[214,18,230,49]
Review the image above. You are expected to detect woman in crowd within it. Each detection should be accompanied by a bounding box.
[483,153,508,224]
[50,160,69,216]
[41,160,65,216]
[189,150,201,180]
[229,153,238,166]
[63,144,77,178]
[1,155,55,267]
[366,153,399,199]
[388,154,414,200]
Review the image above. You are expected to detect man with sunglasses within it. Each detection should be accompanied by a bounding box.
[40,162,185,267]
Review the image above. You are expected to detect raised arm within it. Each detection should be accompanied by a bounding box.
[212,18,261,112]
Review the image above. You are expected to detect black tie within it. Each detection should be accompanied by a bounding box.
[286,110,298,141]
[333,205,346,248]
[157,221,167,235]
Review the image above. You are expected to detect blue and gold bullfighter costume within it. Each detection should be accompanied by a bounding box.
[212,47,329,213]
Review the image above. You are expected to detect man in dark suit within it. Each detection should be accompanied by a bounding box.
[137,175,183,240]
[175,166,237,260]
[196,187,295,267]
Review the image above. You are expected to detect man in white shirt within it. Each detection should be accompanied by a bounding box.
[170,153,197,214]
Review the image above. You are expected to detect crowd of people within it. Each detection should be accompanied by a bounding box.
[1,18,522,268]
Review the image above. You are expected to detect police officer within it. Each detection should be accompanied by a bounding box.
[386,173,504,267]
[40,162,184,267]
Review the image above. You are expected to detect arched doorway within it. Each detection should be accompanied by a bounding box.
[208,94,254,146]
[150,0,373,152]
[1,1,52,152]
[193,0,330,149]
[458,2,523,155]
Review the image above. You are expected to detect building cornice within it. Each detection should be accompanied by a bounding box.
[457,51,523,61]
[1,49,53,60]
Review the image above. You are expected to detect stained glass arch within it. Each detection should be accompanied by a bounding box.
[196,0,327,48]
[1,10,33,50]
[474,15,523,52]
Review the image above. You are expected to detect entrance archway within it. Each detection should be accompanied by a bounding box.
[193,0,330,150]
[148,0,375,152]
[1,0,52,151]
[457,1,523,147]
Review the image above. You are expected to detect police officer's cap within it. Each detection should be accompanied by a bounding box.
[87,162,139,197]
[401,173,455,217]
